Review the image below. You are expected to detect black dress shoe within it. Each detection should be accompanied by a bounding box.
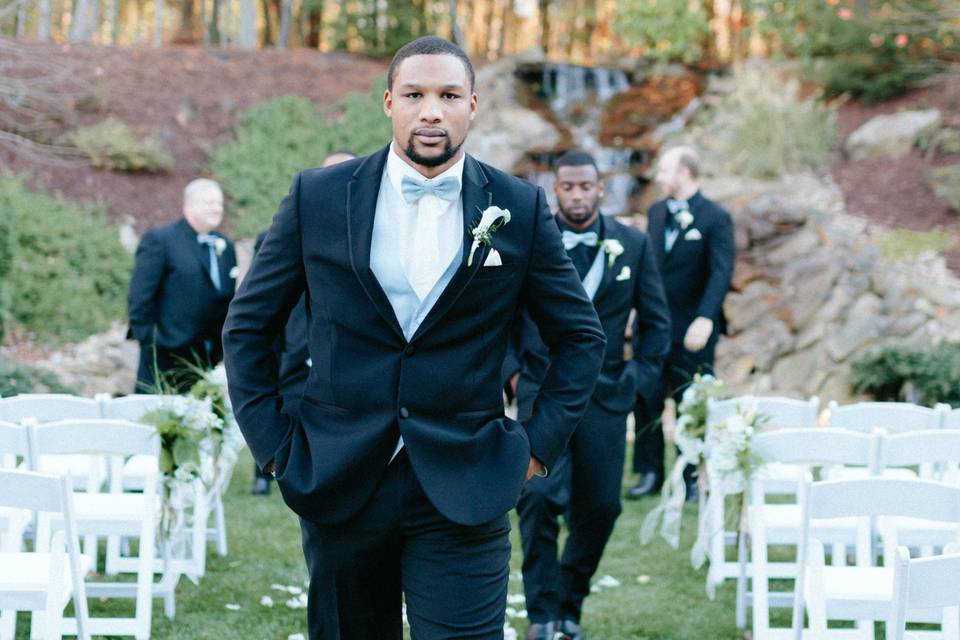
[557,619,585,640]
[525,621,556,640]
[251,477,271,495]
[626,472,661,500]
[685,482,699,503]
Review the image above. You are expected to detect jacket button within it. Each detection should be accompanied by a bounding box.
[404,345,415,357]
[399,407,410,419]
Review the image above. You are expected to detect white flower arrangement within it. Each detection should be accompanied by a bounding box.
[214,237,227,256]
[601,238,624,268]
[468,206,511,267]
[676,211,695,230]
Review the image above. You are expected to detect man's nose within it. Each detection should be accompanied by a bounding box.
[419,96,443,122]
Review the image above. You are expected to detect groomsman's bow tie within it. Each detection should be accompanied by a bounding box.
[561,230,599,250]
[666,198,689,214]
[400,175,461,204]
[196,233,218,246]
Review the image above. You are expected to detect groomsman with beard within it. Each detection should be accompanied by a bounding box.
[510,150,671,640]
[128,178,237,392]
[250,150,356,496]
[627,145,735,501]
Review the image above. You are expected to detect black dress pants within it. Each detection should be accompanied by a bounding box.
[298,449,511,640]
[632,339,716,483]
[516,402,627,624]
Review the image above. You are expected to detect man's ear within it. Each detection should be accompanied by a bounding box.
[469,92,478,120]
[383,89,392,117]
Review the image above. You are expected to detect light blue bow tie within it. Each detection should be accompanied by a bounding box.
[561,230,599,250]
[666,198,689,214]
[400,175,461,204]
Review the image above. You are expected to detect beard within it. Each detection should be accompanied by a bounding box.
[558,201,600,226]
[405,134,464,168]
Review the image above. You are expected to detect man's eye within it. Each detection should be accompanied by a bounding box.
[443,93,460,100]
[406,92,421,99]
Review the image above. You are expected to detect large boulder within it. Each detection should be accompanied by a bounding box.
[845,109,942,161]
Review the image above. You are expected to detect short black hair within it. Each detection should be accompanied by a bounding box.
[555,150,600,177]
[387,36,475,92]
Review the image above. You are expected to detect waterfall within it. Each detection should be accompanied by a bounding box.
[526,63,639,217]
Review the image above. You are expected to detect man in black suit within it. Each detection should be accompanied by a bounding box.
[128,178,237,392]
[508,151,671,640]
[250,150,356,496]
[627,146,735,501]
[222,37,605,640]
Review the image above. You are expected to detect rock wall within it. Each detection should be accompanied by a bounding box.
[709,173,960,403]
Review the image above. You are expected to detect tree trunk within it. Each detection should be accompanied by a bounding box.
[88,0,101,40]
[178,0,196,41]
[304,0,321,48]
[276,0,291,47]
[38,0,52,39]
[16,0,27,37]
[153,0,164,45]
[538,0,550,54]
[110,0,119,42]
[447,0,464,48]
[70,0,90,40]
[209,0,221,43]
[260,0,273,45]
[237,0,255,47]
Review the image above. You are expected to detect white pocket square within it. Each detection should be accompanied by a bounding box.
[482,248,503,267]
[684,228,702,241]
[615,266,631,281]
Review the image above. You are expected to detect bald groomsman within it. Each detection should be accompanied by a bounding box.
[627,146,735,501]
[128,179,237,392]
[510,150,671,640]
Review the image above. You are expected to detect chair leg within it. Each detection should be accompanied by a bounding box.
[0,610,16,640]
[735,532,748,629]
[214,493,227,557]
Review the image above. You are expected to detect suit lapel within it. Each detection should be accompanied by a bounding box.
[179,219,216,285]
[648,205,667,267]
[410,155,492,343]
[346,146,406,342]
[591,217,621,306]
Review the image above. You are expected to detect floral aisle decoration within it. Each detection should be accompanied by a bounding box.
[140,394,224,552]
[189,363,244,491]
[641,373,729,549]
[691,406,768,598]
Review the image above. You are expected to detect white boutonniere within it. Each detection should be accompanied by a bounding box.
[229,266,240,279]
[468,206,511,267]
[616,266,631,281]
[214,238,227,256]
[684,228,702,241]
[601,238,624,268]
[676,211,695,230]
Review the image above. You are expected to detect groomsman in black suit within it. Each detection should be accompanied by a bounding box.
[250,150,356,496]
[223,37,605,639]
[128,179,237,392]
[627,146,735,501]
[509,150,671,640]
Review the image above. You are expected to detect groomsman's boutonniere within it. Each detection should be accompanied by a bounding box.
[468,206,511,267]
[601,238,624,268]
[229,266,240,279]
[676,211,695,230]
[214,238,227,256]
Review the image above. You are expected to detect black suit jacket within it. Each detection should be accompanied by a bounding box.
[646,192,735,343]
[222,146,606,527]
[511,216,671,417]
[127,218,237,354]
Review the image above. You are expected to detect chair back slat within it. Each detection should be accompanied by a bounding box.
[808,478,960,523]
[30,420,158,457]
[0,469,66,512]
[0,394,102,422]
[829,401,941,434]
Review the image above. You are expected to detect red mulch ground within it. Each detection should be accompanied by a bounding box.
[830,68,960,272]
[0,41,386,234]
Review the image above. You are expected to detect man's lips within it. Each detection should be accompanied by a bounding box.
[413,129,447,144]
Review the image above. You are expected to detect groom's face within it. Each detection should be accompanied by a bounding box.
[384,54,478,176]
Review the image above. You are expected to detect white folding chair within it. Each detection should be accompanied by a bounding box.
[792,478,960,640]
[703,395,820,613]
[828,401,942,435]
[29,420,159,640]
[891,544,960,640]
[0,469,91,640]
[0,422,36,638]
[0,395,108,490]
[747,428,880,639]
[877,431,960,561]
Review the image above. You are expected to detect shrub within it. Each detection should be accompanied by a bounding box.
[66,117,173,172]
[708,65,838,178]
[209,80,392,238]
[748,0,948,104]
[849,343,960,407]
[0,361,77,397]
[614,0,712,65]
[0,175,131,344]
[0,213,10,342]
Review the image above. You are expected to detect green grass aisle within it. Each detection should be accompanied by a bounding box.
[15,449,745,639]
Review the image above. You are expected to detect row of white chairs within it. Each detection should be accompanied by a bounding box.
[0,420,158,640]
[702,399,960,606]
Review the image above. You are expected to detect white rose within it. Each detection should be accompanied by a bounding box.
[676,211,695,230]
[214,238,227,256]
